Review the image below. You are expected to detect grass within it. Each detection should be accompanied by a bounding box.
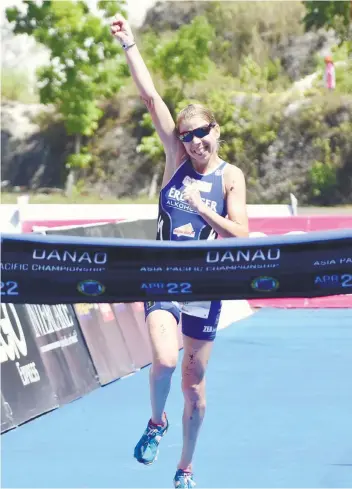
[0,192,159,205]
[1,192,351,215]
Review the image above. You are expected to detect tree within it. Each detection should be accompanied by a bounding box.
[150,16,216,92]
[302,1,351,44]
[6,0,128,193]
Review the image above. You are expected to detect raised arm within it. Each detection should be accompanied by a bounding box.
[111,14,183,167]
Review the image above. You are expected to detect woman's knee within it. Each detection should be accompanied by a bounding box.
[151,355,178,379]
[147,309,179,379]
[182,379,206,408]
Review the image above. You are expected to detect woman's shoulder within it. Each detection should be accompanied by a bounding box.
[223,163,246,187]
[223,162,244,176]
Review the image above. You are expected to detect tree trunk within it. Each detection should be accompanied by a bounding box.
[148,167,160,199]
[65,134,81,198]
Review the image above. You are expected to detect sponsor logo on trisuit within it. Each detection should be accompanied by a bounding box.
[173,223,195,238]
[182,176,212,193]
[167,187,217,212]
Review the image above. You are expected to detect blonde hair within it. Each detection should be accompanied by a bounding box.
[176,103,217,131]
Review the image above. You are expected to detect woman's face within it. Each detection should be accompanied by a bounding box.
[178,116,219,164]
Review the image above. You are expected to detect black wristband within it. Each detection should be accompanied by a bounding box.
[122,41,136,51]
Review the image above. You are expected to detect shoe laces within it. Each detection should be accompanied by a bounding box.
[177,470,195,487]
[146,426,160,438]
[145,420,165,442]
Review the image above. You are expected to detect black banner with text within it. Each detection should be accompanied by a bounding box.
[1,229,351,304]
[24,304,99,404]
[73,303,135,385]
[0,304,58,430]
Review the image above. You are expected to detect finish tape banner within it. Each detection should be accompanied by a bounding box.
[1,229,351,304]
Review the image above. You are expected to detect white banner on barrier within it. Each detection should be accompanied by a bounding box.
[0,195,298,233]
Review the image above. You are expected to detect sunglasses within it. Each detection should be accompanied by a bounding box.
[177,122,216,143]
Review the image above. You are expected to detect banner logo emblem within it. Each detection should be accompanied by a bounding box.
[251,276,279,292]
[77,280,105,296]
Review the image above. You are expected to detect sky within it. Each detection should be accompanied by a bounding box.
[1,0,159,26]
[86,0,159,26]
[1,0,160,74]
[126,0,159,27]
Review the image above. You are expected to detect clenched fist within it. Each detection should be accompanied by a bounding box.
[110,14,134,48]
[183,184,206,213]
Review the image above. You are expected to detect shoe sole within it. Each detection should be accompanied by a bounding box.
[134,453,157,466]
[134,425,169,465]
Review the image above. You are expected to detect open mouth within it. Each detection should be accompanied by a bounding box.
[193,146,207,156]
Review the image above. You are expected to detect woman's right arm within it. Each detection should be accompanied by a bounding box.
[111,14,183,167]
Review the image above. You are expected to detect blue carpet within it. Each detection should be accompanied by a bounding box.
[2,309,352,488]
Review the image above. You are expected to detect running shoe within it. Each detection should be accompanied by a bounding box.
[173,469,196,488]
[133,414,169,465]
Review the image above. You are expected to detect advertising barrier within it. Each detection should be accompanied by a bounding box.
[248,216,352,234]
[41,218,157,241]
[1,393,15,433]
[74,303,135,385]
[0,303,99,433]
[0,303,58,429]
[73,301,180,386]
[248,295,352,308]
[25,304,99,404]
[0,205,21,233]
[111,302,153,370]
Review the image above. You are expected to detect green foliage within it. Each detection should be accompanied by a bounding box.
[309,159,337,198]
[333,62,352,94]
[6,0,128,170]
[149,16,216,88]
[303,1,351,30]
[303,1,351,44]
[330,42,352,94]
[331,41,352,62]
[238,56,288,93]
[136,112,164,165]
[97,0,127,19]
[292,95,352,203]
[297,100,326,135]
[66,147,93,169]
[1,68,39,103]
[309,136,340,200]
[205,1,305,75]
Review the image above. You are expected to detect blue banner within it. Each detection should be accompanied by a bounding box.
[1,229,351,304]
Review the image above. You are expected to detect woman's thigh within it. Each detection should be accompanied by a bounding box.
[145,302,180,366]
